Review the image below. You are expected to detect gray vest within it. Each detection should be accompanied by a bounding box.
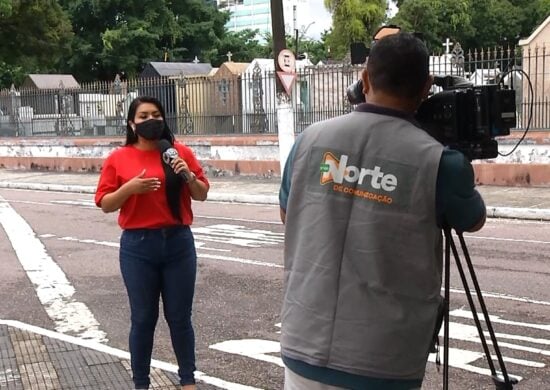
[281,110,444,380]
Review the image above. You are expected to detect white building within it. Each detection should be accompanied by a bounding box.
[218,0,330,40]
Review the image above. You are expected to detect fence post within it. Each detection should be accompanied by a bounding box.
[176,72,194,134]
[251,63,267,133]
[9,84,20,136]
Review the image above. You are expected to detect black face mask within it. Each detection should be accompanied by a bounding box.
[134,119,164,140]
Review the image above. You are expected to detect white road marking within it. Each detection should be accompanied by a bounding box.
[2,200,54,206]
[196,215,281,225]
[209,337,532,382]
[427,348,523,381]
[40,233,283,268]
[0,320,262,390]
[211,312,550,382]
[449,288,550,306]
[0,197,107,343]
[451,308,550,332]
[443,321,550,357]
[37,232,550,305]
[56,235,119,248]
[210,339,283,367]
[6,193,282,225]
[41,234,235,253]
[195,241,231,252]
[5,197,283,225]
[464,235,550,245]
[50,199,95,208]
[21,195,550,245]
[6,199,96,208]
[193,224,284,247]
[199,254,283,268]
[193,234,278,248]
[498,356,545,368]
[275,322,281,334]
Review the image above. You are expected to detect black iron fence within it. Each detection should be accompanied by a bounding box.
[0,44,548,137]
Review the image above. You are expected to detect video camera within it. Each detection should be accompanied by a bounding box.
[346,27,517,160]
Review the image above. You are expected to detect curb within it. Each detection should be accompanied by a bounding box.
[486,206,550,221]
[207,193,279,205]
[0,181,280,205]
[0,182,95,194]
[1,182,549,221]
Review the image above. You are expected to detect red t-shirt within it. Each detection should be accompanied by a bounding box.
[94,142,209,229]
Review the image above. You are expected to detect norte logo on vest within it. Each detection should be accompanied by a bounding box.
[319,152,398,192]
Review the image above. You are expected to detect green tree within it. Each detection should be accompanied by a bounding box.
[297,35,330,65]
[464,0,522,49]
[59,0,181,80]
[521,0,550,37]
[257,32,329,64]
[0,0,73,88]
[0,62,24,90]
[168,0,229,65]
[0,0,11,16]
[59,0,229,81]
[257,33,301,60]
[391,0,472,51]
[210,29,267,66]
[323,0,387,59]
[392,0,550,51]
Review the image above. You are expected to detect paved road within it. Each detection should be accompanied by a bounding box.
[0,187,548,389]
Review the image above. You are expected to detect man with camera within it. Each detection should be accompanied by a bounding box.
[278,32,486,389]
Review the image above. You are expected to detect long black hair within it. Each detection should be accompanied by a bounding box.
[124,96,175,146]
[125,96,183,222]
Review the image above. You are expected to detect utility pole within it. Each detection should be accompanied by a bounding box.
[270,0,286,93]
[293,5,299,58]
[270,0,295,175]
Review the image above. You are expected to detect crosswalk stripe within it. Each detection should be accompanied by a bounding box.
[0,196,108,343]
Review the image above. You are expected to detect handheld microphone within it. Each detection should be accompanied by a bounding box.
[157,139,191,182]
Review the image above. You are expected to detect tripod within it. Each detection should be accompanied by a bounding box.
[441,228,518,390]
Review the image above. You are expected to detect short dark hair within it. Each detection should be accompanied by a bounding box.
[366,32,429,99]
[125,96,174,145]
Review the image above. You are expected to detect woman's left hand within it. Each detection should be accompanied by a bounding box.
[170,156,206,200]
[171,157,191,177]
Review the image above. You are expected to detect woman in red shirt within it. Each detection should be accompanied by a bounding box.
[95,96,209,390]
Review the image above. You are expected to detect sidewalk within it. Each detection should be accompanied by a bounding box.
[0,321,227,390]
[0,169,549,220]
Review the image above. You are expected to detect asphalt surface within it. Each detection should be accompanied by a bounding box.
[0,169,550,390]
[0,169,549,220]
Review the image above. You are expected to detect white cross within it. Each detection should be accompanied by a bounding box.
[192,56,199,64]
[443,38,453,54]
[226,51,233,62]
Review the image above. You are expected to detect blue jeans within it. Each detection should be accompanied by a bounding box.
[120,225,197,389]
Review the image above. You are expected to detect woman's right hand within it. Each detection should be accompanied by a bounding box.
[100,169,160,213]
[124,169,161,194]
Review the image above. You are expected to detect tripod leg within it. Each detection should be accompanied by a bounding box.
[446,230,498,377]
[443,230,451,390]
[457,233,518,388]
